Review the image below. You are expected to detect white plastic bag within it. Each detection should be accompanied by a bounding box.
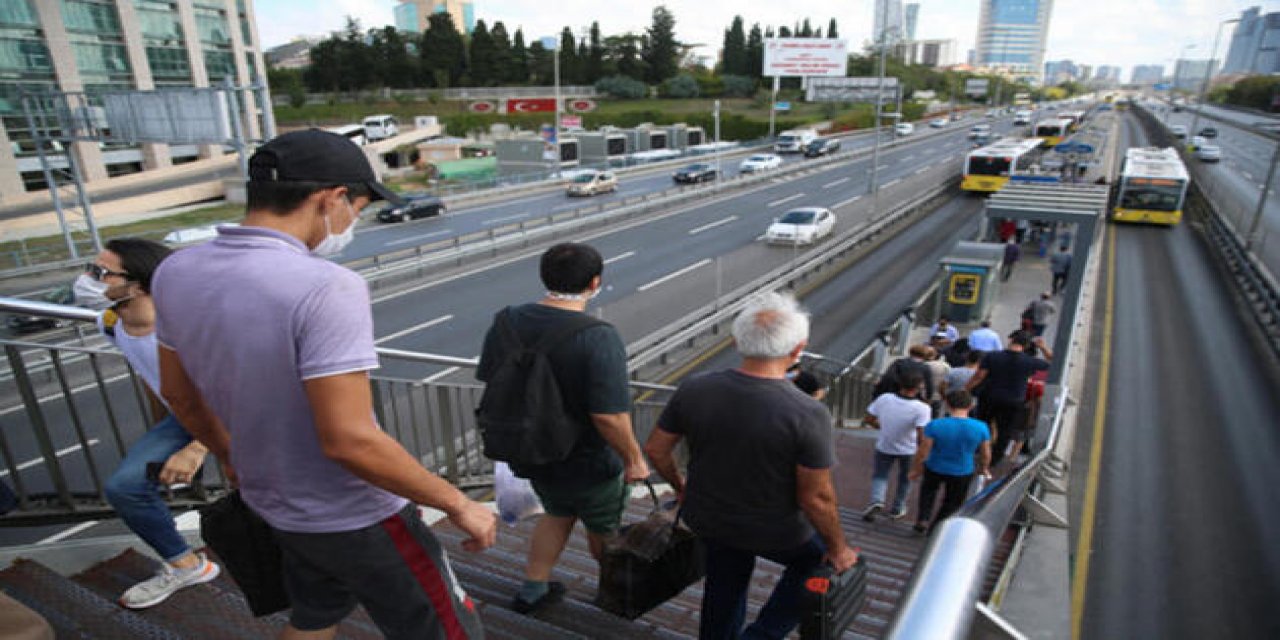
[494,462,543,525]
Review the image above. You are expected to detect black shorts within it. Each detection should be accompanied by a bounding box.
[272,505,482,639]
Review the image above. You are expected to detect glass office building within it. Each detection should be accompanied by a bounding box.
[974,0,1054,82]
[0,0,266,201]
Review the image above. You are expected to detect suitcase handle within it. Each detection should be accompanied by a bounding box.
[641,479,687,535]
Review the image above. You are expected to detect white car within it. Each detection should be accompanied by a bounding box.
[1170,124,1188,139]
[968,124,991,139]
[929,118,948,128]
[1188,135,1207,150]
[739,153,782,173]
[894,123,915,136]
[1195,145,1221,162]
[765,207,836,245]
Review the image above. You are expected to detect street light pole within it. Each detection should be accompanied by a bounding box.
[1245,142,1279,251]
[553,40,561,179]
[1188,18,1238,142]
[714,99,721,191]
[868,0,888,198]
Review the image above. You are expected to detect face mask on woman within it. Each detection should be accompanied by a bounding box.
[73,274,112,310]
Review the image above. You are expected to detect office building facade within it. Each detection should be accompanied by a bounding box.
[873,0,905,46]
[1222,6,1280,75]
[904,3,919,42]
[1173,59,1218,91]
[974,0,1054,82]
[1043,59,1076,84]
[0,0,266,202]
[1129,64,1164,85]
[395,0,475,35]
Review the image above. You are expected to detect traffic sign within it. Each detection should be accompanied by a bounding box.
[775,101,791,111]
[1054,141,1095,154]
[1153,83,1172,91]
[560,115,582,128]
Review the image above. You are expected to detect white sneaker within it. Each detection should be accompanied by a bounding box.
[120,554,220,609]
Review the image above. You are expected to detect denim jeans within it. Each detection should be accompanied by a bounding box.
[870,451,914,512]
[699,534,827,640]
[104,415,195,562]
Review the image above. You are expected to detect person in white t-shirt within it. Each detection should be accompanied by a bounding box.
[861,371,932,521]
[74,239,220,609]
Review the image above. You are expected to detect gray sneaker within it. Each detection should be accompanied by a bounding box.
[889,506,909,519]
[120,554,220,609]
[861,503,884,522]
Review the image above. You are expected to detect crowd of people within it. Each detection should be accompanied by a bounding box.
[58,129,1060,639]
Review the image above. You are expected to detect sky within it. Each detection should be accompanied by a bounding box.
[255,0,1270,78]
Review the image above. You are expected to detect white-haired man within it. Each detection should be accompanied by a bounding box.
[645,292,858,639]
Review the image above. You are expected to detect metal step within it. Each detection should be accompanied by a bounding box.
[0,557,182,638]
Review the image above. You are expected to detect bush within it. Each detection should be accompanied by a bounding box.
[594,75,647,99]
[720,75,756,98]
[660,74,700,99]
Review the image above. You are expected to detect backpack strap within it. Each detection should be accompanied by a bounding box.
[531,312,606,354]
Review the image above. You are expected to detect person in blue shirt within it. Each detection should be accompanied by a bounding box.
[909,389,992,535]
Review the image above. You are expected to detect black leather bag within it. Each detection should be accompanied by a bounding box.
[199,491,290,616]
[797,556,869,639]
[595,482,704,620]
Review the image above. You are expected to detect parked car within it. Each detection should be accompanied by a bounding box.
[1198,126,1218,138]
[894,123,915,136]
[377,194,447,221]
[565,170,618,196]
[739,153,782,173]
[764,207,836,245]
[672,163,719,184]
[804,138,841,158]
[6,284,73,335]
[929,118,948,128]
[1195,145,1222,162]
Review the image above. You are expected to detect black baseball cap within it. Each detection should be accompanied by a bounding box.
[248,129,404,205]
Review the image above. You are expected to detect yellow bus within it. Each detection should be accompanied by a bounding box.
[1060,110,1087,132]
[1032,118,1072,147]
[961,138,1045,193]
[1113,147,1189,226]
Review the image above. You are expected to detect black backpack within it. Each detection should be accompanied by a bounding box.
[476,307,605,466]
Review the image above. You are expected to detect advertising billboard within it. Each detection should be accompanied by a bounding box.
[965,79,990,97]
[805,77,900,103]
[763,38,849,77]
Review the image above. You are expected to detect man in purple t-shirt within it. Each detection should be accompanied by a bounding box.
[154,130,494,638]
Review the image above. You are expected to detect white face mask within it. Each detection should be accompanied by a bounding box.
[73,274,112,310]
[312,199,357,257]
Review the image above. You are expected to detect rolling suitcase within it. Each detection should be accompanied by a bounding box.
[797,555,869,639]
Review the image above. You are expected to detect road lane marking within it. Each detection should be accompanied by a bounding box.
[604,251,635,264]
[768,193,806,208]
[822,177,851,189]
[832,195,862,209]
[0,439,101,478]
[420,366,460,384]
[0,372,134,418]
[374,315,454,345]
[688,215,738,235]
[914,166,931,175]
[483,213,528,226]
[385,229,453,247]
[883,178,902,188]
[38,521,100,545]
[1072,228,1117,638]
[637,259,712,292]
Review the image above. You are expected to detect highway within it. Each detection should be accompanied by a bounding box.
[1074,114,1280,638]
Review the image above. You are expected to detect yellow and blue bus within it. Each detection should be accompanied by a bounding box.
[961,138,1045,193]
[1113,147,1189,226]
[1060,110,1087,132]
[1032,118,1072,148]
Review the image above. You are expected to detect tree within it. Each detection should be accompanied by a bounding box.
[800,18,813,38]
[586,21,605,83]
[746,24,764,78]
[527,40,553,84]
[828,18,839,39]
[559,27,580,84]
[508,28,528,84]
[643,6,679,84]
[420,12,466,87]
[606,33,646,81]
[778,26,792,38]
[467,20,498,86]
[595,74,646,99]
[268,67,307,106]
[490,22,513,84]
[722,16,747,76]
[340,17,372,90]
[369,26,416,89]
[661,73,699,98]
[304,38,341,91]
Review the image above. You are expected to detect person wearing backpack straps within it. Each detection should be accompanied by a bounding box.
[476,242,650,615]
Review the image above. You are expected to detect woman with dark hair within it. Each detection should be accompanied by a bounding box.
[75,238,220,609]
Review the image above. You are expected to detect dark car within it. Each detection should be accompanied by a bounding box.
[6,284,73,335]
[376,195,446,223]
[1198,126,1218,138]
[672,163,719,184]
[804,137,841,158]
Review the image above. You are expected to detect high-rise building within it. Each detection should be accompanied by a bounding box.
[1043,59,1077,85]
[1130,65,1165,85]
[894,39,956,68]
[974,0,1055,82]
[395,0,475,35]
[1222,6,1280,75]
[1076,64,1092,81]
[904,3,920,42]
[1173,59,1219,91]
[873,0,905,46]
[0,0,266,202]
[1094,65,1122,85]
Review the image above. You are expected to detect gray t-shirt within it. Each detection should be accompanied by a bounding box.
[1049,251,1072,274]
[657,369,834,552]
[154,226,406,533]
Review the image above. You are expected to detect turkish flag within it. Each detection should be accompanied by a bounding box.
[505,98,557,113]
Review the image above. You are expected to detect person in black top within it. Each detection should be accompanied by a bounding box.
[964,330,1052,465]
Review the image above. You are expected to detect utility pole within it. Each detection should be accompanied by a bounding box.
[553,40,561,178]
[769,75,780,138]
[1188,18,1239,145]
[868,0,888,199]
[1245,142,1279,252]
[713,99,722,191]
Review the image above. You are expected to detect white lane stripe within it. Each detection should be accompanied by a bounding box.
[374,315,454,345]
[0,439,101,478]
[688,215,738,235]
[420,366,460,384]
[38,521,100,545]
[833,195,862,209]
[0,372,134,418]
[883,178,902,188]
[604,251,635,264]
[914,166,931,175]
[385,229,453,247]
[1244,172,1255,181]
[483,213,528,226]
[638,259,712,292]
[768,193,806,208]
[822,177,851,189]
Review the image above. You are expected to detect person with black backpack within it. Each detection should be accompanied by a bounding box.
[476,242,649,615]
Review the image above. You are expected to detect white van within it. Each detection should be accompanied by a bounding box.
[775,128,818,153]
[326,124,366,146]
[362,114,399,141]
[894,122,914,136]
[1013,110,1033,125]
